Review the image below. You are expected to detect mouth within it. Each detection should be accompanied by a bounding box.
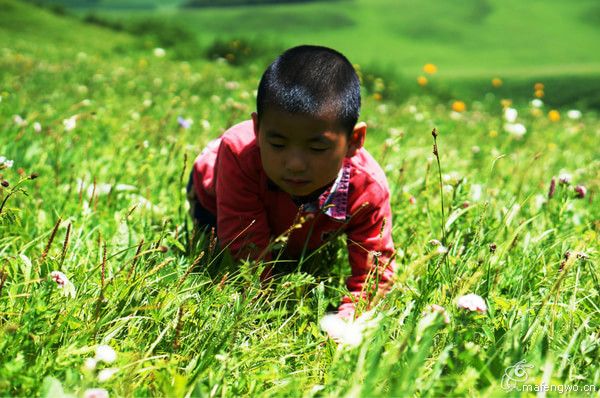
[282,178,311,187]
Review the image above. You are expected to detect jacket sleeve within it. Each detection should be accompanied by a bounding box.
[215,140,271,260]
[338,187,396,318]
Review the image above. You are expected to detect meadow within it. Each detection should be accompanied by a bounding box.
[1,0,600,397]
[55,0,600,108]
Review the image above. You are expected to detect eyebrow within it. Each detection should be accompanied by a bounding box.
[265,130,286,139]
[265,130,332,144]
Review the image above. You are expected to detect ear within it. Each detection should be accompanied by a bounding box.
[251,112,260,144]
[346,122,366,157]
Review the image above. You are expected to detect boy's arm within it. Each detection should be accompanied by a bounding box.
[215,141,271,260]
[340,189,396,319]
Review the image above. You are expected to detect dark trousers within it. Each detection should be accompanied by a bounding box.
[186,171,217,231]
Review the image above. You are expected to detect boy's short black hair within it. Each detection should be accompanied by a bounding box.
[256,45,361,135]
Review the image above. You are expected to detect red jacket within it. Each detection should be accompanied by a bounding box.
[192,120,396,317]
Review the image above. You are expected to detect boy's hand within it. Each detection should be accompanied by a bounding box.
[319,313,361,346]
[337,303,356,321]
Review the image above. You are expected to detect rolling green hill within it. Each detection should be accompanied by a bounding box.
[40,0,600,108]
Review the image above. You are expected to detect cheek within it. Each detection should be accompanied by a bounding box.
[260,147,282,171]
[313,155,343,178]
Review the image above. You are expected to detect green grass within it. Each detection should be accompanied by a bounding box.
[1,1,599,396]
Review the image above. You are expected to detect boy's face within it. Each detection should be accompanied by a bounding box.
[252,108,365,197]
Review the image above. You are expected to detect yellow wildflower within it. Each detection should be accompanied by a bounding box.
[423,63,438,75]
[373,92,382,101]
[417,76,428,86]
[452,100,466,113]
[534,89,544,98]
[489,130,498,138]
[534,82,544,91]
[500,99,512,109]
[491,78,503,88]
[548,110,560,122]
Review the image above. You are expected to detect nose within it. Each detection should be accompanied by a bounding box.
[284,149,307,174]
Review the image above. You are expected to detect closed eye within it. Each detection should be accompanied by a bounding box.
[269,142,285,149]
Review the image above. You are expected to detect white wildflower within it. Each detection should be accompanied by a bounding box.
[471,184,483,202]
[33,122,42,133]
[436,245,449,255]
[97,368,118,382]
[567,110,582,120]
[456,293,487,313]
[115,184,137,192]
[143,99,152,107]
[504,107,518,123]
[95,345,117,363]
[84,388,109,398]
[533,194,546,210]
[0,156,14,169]
[442,171,462,186]
[153,48,166,58]
[530,99,543,108]
[63,115,77,131]
[504,123,526,139]
[83,358,97,371]
[201,119,211,130]
[13,114,26,127]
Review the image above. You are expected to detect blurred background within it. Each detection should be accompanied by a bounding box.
[8,0,600,109]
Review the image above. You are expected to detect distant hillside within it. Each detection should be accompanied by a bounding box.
[182,0,341,8]
[0,0,134,56]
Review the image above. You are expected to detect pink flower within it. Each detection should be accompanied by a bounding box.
[574,185,586,199]
[409,196,417,205]
[50,271,68,287]
[84,388,109,398]
[49,270,76,298]
[558,173,572,185]
[456,293,487,313]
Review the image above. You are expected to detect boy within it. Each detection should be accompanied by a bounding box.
[187,45,395,319]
